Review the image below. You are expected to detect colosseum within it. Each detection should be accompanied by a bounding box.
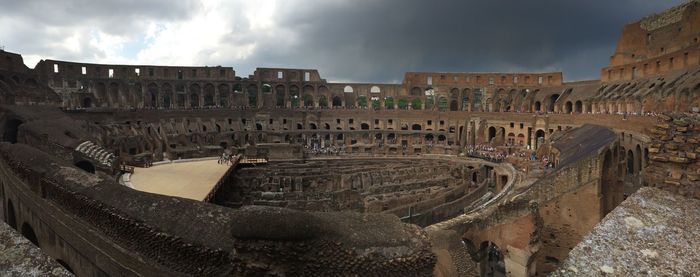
[1,1,700,277]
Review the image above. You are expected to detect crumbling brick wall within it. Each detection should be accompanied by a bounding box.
[645,113,700,199]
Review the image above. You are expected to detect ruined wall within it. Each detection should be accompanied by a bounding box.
[645,113,700,199]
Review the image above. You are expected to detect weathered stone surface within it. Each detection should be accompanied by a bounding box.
[0,222,72,276]
[551,187,700,277]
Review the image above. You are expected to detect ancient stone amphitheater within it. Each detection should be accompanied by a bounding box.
[1,2,700,277]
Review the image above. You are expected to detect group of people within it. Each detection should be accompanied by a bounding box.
[218,152,236,165]
[466,144,507,163]
[304,144,344,156]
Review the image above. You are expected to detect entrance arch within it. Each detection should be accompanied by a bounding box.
[6,199,16,229]
[488,127,497,143]
[75,160,96,174]
[21,222,39,247]
[479,241,505,276]
[3,118,23,143]
[535,129,545,149]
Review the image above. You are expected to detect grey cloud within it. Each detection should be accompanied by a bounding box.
[0,0,689,83]
[224,0,686,82]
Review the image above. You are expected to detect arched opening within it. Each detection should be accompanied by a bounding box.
[411,98,422,110]
[535,129,545,149]
[549,94,559,112]
[247,85,258,106]
[303,94,314,107]
[384,97,394,109]
[256,123,263,131]
[56,259,74,274]
[361,123,369,130]
[343,85,354,93]
[21,222,39,247]
[488,127,496,143]
[479,241,505,277]
[319,95,329,107]
[534,101,541,112]
[356,96,366,108]
[425,134,434,143]
[601,149,619,215]
[82,97,93,108]
[575,101,583,113]
[627,149,635,175]
[507,133,515,145]
[189,92,199,108]
[6,199,16,229]
[437,97,448,111]
[332,96,342,107]
[565,101,573,113]
[3,119,23,143]
[275,85,286,106]
[75,160,95,174]
[398,98,409,109]
[412,124,422,131]
[450,100,459,111]
[632,145,641,173]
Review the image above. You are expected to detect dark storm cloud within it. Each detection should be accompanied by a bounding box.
[228,0,686,82]
[0,0,689,83]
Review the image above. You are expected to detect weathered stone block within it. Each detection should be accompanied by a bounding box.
[650,155,668,162]
[665,144,678,151]
[673,136,686,143]
[669,156,689,163]
[648,148,660,153]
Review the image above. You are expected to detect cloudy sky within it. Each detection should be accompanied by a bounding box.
[0,0,687,83]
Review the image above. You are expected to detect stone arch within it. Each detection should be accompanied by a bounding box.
[75,160,96,174]
[450,99,459,111]
[384,96,394,109]
[56,259,74,274]
[344,85,354,93]
[81,97,93,108]
[535,129,545,149]
[289,85,300,107]
[412,124,422,131]
[109,82,120,107]
[411,98,422,110]
[370,86,381,94]
[564,101,573,113]
[410,87,422,96]
[303,93,314,107]
[203,83,215,106]
[3,118,23,144]
[488,127,497,142]
[5,199,16,229]
[147,83,159,108]
[534,101,542,112]
[437,96,448,111]
[601,149,621,215]
[162,83,173,108]
[262,84,272,93]
[635,144,642,172]
[627,149,635,175]
[189,84,201,108]
[275,85,286,106]
[549,94,559,112]
[361,123,370,130]
[218,84,230,107]
[319,95,329,107]
[479,241,505,276]
[332,95,342,107]
[21,222,39,247]
[247,84,258,106]
[575,100,583,113]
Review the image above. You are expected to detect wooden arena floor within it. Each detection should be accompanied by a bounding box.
[129,159,230,201]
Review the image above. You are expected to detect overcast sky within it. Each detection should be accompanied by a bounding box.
[0,0,687,83]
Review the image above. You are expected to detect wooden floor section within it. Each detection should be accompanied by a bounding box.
[130,159,230,201]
